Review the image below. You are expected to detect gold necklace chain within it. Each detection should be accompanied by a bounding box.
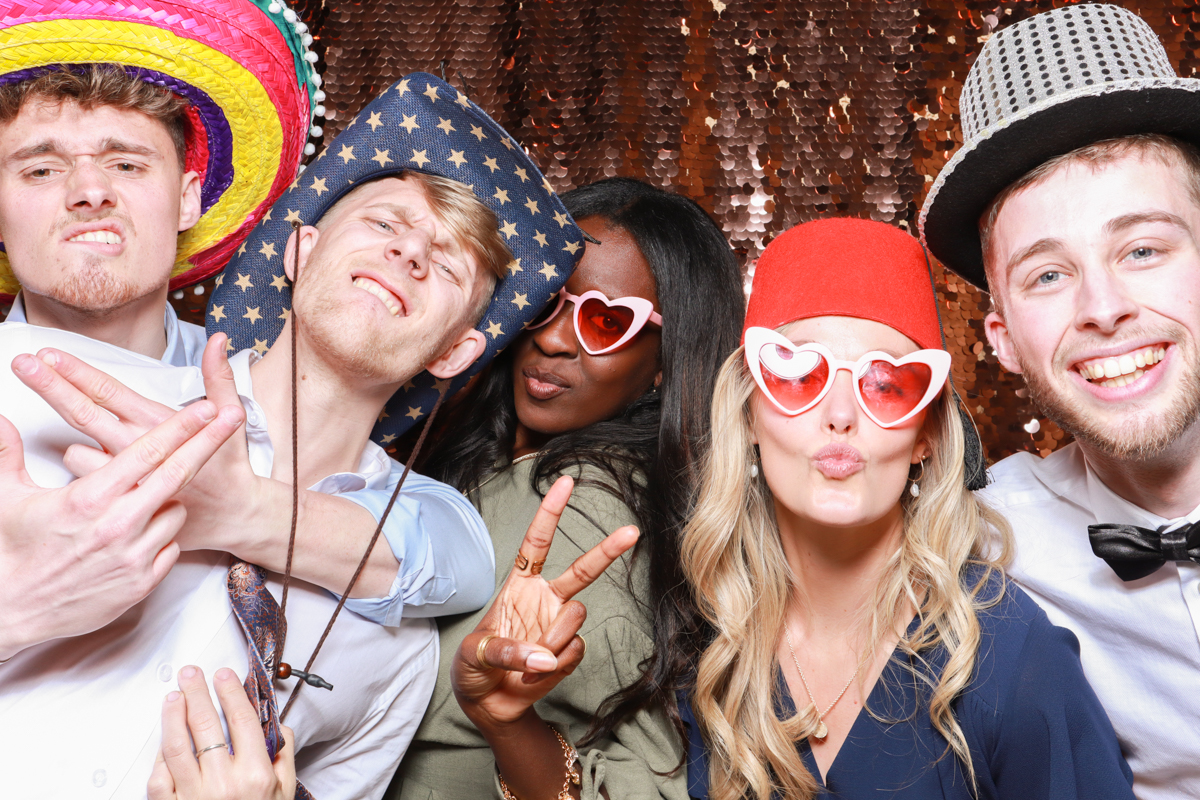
[783,627,860,741]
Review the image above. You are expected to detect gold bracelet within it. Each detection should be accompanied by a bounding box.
[496,724,581,800]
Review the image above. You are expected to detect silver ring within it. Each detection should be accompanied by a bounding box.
[194,742,228,757]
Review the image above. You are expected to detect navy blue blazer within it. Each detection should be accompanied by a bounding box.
[680,574,1133,799]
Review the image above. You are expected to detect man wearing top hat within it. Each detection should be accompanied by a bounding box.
[0,66,583,797]
[0,2,492,662]
[921,4,1200,796]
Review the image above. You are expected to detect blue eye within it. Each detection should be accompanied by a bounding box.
[1129,246,1156,260]
[1036,271,1062,285]
[375,220,395,234]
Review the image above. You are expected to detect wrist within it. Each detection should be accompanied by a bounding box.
[222,476,283,561]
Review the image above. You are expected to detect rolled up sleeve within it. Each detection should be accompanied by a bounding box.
[339,468,495,626]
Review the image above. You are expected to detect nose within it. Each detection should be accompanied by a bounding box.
[530,302,578,359]
[387,225,432,277]
[1074,264,1139,334]
[65,160,116,213]
[819,369,858,435]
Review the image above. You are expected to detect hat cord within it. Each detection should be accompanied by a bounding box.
[273,220,451,721]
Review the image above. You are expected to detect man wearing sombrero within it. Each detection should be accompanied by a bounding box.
[0,63,583,797]
[0,1,494,673]
[921,5,1200,795]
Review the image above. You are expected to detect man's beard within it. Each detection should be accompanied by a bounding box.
[44,259,142,316]
[1016,327,1200,461]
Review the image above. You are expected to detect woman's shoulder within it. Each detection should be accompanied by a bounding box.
[959,565,1084,710]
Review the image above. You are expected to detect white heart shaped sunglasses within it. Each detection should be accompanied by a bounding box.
[744,326,951,428]
[527,289,663,355]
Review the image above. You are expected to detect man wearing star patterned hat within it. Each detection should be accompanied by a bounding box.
[0,71,582,798]
[0,0,493,683]
[921,4,1200,795]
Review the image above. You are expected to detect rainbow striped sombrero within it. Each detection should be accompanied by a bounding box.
[0,0,321,298]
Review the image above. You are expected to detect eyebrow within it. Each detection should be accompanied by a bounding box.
[1004,237,1066,278]
[6,137,160,165]
[1102,210,1191,237]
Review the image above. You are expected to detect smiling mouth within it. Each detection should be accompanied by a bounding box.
[1076,344,1166,389]
[353,277,405,317]
[67,230,122,245]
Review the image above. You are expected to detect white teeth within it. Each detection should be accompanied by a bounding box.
[69,230,121,245]
[352,277,401,316]
[1080,345,1165,385]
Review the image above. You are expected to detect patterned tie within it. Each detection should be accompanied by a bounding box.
[227,560,315,800]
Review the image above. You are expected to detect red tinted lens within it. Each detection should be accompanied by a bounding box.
[758,344,830,412]
[857,361,932,423]
[578,297,635,351]
[528,295,563,328]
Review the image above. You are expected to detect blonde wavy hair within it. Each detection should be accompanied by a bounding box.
[682,339,1013,800]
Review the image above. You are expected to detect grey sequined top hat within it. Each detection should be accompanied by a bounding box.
[207,73,583,445]
[920,4,1200,290]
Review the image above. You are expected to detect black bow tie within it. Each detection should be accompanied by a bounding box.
[1087,521,1200,581]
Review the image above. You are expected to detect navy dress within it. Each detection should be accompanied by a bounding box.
[680,574,1134,799]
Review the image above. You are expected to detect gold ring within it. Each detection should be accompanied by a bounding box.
[577,634,587,661]
[476,634,497,670]
[530,558,546,576]
[514,551,530,571]
[194,742,227,757]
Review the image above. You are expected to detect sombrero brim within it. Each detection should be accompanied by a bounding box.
[920,79,1200,291]
[0,1,314,297]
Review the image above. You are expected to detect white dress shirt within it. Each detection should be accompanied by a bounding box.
[5,291,207,368]
[0,324,485,799]
[982,442,1200,800]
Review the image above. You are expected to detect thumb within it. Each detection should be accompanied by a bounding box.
[201,333,241,408]
[275,725,298,797]
[0,413,33,486]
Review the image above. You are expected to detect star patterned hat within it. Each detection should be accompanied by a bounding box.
[208,72,584,445]
[0,0,322,299]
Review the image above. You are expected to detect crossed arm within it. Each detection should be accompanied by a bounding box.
[2,335,428,657]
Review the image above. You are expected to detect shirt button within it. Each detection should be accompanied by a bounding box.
[158,663,173,682]
[92,769,106,788]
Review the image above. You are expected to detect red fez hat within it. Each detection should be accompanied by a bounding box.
[744,218,944,351]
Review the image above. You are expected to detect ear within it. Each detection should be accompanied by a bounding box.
[177,170,203,233]
[426,328,486,379]
[283,226,321,282]
[653,370,662,389]
[983,309,1023,375]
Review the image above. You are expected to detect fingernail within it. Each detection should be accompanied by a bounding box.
[11,354,35,375]
[39,351,58,367]
[526,652,557,671]
[215,668,234,682]
[218,405,243,424]
[165,691,181,703]
[180,665,197,679]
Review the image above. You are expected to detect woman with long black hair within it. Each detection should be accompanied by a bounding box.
[389,177,743,800]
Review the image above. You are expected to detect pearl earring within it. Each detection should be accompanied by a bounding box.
[750,463,759,479]
[909,458,926,498]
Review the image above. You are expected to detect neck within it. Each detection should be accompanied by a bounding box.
[251,321,398,487]
[776,502,906,640]
[20,289,169,359]
[1079,421,1200,518]
[512,421,553,459]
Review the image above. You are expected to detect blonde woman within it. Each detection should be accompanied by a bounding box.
[677,218,1133,799]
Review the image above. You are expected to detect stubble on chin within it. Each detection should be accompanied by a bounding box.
[1016,335,1200,461]
[43,260,142,316]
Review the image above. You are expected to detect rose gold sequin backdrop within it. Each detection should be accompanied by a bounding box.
[155,0,1197,462]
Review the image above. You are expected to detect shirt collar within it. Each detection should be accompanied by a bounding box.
[1026,440,1200,531]
[222,348,392,492]
[5,291,191,367]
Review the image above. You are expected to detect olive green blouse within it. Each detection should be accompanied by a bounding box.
[389,457,686,800]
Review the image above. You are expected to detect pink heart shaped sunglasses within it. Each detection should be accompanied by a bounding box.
[527,289,663,355]
[744,326,951,428]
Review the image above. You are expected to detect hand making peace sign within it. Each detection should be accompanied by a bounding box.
[451,475,639,729]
